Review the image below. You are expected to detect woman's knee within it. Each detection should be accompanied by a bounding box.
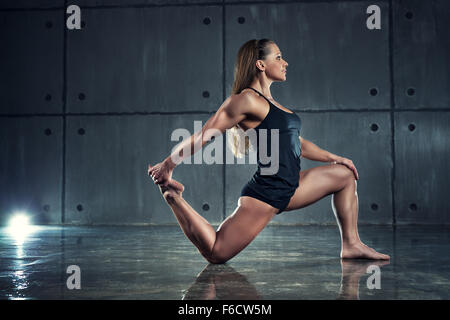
[324,164,354,192]
[202,250,229,264]
[199,201,273,264]
[333,164,354,182]
[197,241,230,264]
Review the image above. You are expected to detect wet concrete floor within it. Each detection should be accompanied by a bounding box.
[1,224,449,300]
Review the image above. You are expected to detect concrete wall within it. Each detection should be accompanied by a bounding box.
[1,0,449,225]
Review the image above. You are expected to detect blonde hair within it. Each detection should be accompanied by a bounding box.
[227,39,274,158]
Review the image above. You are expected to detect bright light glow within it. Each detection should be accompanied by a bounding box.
[7,212,35,245]
[9,213,30,229]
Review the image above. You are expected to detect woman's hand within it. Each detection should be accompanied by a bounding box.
[148,159,174,187]
[332,156,359,180]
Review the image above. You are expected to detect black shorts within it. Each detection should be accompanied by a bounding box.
[240,182,296,215]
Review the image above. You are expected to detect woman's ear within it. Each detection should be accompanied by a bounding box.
[256,60,265,72]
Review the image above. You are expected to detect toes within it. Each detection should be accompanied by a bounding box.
[362,244,390,260]
[372,249,390,260]
[341,244,390,260]
[372,252,390,260]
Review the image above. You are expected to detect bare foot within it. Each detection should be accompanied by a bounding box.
[159,179,184,202]
[340,259,390,275]
[341,242,390,260]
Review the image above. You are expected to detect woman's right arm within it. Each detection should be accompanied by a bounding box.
[149,93,253,185]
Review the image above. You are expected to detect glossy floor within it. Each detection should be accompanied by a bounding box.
[0,225,449,300]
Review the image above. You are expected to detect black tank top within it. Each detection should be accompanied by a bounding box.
[245,87,302,191]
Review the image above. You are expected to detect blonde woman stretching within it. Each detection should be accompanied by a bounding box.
[148,39,390,264]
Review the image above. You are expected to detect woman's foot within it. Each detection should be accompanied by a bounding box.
[159,179,185,202]
[341,241,390,260]
[340,259,390,275]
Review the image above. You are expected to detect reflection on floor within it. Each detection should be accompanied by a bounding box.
[0,224,449,299]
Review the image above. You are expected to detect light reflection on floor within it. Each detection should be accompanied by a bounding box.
[0,225,449,300]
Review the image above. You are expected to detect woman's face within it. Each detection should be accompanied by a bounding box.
[260,43,288,81]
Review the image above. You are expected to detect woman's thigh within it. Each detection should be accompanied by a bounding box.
[284,163,354,212]
[209,197,278,263]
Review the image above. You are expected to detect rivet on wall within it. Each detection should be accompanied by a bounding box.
[409,203,417,211]
[78,128,85,135]
[405,11,413,20]
[406,87,415,96]
[371,203,378,211]
[78,93,86,100]
[77,204,84,212]
[408,123,416,132]
[237,16,245,24]
[202,91,210,98]
[203,17,211,25]
[202,203,210,211]
[43,204,50,212]
[370,123,379,132]
[45,94,52,101]
[369,87,378,96]
[44,128,52,136]
[45,21,53,28]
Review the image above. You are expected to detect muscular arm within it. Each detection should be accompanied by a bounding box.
[299,136,339,162]
[164,95,251,169]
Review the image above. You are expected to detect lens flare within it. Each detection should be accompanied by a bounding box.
[7,212,34,245]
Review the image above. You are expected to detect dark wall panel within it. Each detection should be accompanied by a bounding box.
[0,1,218,9]
[74,0,218,5]
[394,112,450,224]
[393,0,450,109]
[67,6,222,113]
[0,10,63,114]
[65,114,223,224]
[0,117,62,225]
[0,1,63,9]
[225,1,390,110]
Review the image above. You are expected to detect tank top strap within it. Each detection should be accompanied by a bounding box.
[246,87,272,105]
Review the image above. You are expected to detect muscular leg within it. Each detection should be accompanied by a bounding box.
[159,179,278,264]
[284,164,389,260]
[332,172,361,245]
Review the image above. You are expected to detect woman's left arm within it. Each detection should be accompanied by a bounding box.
[300,136,359,180]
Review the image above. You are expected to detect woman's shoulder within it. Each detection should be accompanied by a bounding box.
[234,88,260,100]
[227,89,261,114]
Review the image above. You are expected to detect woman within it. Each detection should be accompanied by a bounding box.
[148,39,390,264]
